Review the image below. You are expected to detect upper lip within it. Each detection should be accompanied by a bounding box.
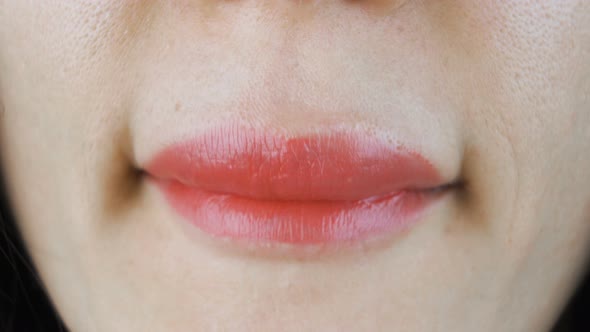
[144,125,448,201]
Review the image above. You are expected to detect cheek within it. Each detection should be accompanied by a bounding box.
[457,0,588,145]
[1,1,152,82]
[0,1,143,236]
[443,0,590,254]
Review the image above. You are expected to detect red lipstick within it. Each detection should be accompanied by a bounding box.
[145,126,447,246]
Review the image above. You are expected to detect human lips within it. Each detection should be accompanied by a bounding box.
[144,124,454,246]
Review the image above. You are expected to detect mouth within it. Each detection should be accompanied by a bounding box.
[143,124,458,248]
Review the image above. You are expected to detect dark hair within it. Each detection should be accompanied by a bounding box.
[553,263,590,331]
[0,175,66,331]
[0,177,588,331]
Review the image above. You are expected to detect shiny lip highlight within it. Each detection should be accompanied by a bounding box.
[144,125,452,247]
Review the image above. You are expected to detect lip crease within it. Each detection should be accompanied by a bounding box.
[144,125,450,247]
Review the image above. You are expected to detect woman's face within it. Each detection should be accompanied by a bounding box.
[1,1,590,331]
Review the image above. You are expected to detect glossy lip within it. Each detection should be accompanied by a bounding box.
[144,125,450,247]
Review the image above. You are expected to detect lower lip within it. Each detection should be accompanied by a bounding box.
[152,179,444,245]
[146,126,448,249]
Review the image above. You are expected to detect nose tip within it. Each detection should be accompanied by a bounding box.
[173,0,411,25]
[278,0,412,22]
[342,0,411,15]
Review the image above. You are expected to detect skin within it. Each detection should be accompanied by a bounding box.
[1,0,589,331]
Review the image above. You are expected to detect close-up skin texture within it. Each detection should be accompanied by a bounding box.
[0,1,590,331]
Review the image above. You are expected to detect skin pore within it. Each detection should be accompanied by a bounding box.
[1,1,590,331]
